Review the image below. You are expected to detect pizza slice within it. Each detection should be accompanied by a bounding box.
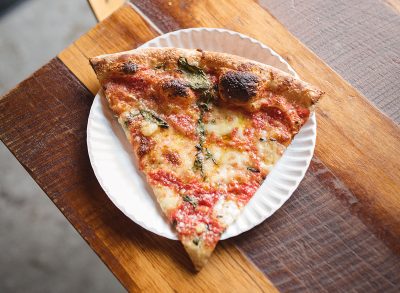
[89,47,323,270]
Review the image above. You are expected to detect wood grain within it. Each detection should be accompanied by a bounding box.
[87,0,125,21]
[1,6,278,292]
[59,4,159,94]
[259,0,400,123]
[1,1,399,291]
[132,0,400,253]
[235,158,400,292]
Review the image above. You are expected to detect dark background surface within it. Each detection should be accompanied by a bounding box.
[0,0,124,292]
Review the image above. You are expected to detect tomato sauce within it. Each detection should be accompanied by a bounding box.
[172,203,224,245]
[252,111,291,144]
[167,113,197,138]
[227,180,259,205]
[149,170,226,244]
[149,170,218,201]
[110,75,150,92]
[296,105,310,124]
[149,170,264,244]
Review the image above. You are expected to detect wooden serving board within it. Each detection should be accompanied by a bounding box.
[1,1,399,292]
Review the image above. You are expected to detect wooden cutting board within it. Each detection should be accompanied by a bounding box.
[1,1,399,291]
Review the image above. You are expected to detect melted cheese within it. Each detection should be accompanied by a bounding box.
[116,96,286,243]
[205,108,245,136]
[205,116,240,136]
[141,120,158,136]
[205,147,250,184]
[220,149,249,166]
[256,140,285,167]
[158,187,181,213]
[145,129,195,179]
[214,199,241,226]
[102,55,308,259]
[117,112,133,143]
[195,222,207,234]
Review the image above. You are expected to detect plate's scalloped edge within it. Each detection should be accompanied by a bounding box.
[141,27,300,79]
[87,28,315,241]
[87,94,175,240]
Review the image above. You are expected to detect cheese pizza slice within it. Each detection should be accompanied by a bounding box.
[90,47,323,270]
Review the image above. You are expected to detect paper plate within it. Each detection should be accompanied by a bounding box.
[87,28,316,240]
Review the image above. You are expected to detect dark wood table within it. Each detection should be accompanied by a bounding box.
[1,1,399,291]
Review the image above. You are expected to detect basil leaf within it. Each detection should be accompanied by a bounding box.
[247,167,260,173]
[260,137,276,142]
[139,109,169,129]
[193,237,200,245]
[193,151,204,178]
[178,57,210,90]
[183,195,198,208]
[124,111,140,127]
[197,119,206,146]
[178,57,203,74]
[154,63,165,70]
[192,92,216,178]
[205,148,217,165]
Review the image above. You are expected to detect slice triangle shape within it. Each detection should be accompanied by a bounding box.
[90,47,323,270]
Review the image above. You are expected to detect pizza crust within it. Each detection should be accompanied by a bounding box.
[182,238,215,271]
[90,47,323,109]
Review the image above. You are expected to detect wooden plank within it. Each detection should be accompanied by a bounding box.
[0,5,278,292]
[132,0,400,253]
[87,0,125,21]
[235,158,400,291]
[259,0,400,123]
[2,1,399,291]
[59,4,159,94]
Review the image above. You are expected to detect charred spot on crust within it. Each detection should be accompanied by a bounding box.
[219,71,259,102]
[89,58,106,75]
[122,61,138,74]
[162,79,189,97]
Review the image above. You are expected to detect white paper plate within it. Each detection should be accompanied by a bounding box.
[87,28,316,240]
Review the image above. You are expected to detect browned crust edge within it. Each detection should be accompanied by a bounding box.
[89,47,324,109]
